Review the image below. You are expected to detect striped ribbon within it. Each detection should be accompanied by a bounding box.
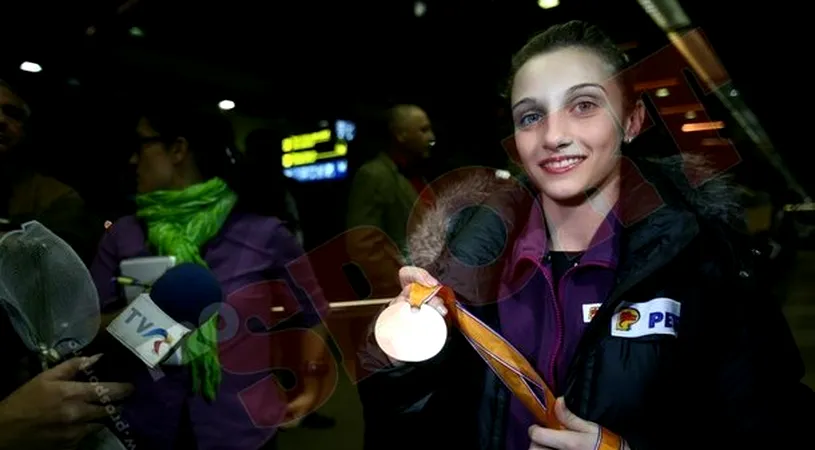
[407,283,623,448]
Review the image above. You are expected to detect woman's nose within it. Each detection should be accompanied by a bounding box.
[539,111,571,152]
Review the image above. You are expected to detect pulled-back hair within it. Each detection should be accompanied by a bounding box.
[139,107,241,190]
[507,21,634,107]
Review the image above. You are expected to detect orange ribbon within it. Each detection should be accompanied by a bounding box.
[596,427,623,450]
[408,282,563,430]
[408,283,624,449]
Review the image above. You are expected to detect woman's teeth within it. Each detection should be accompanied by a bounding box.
[544,157,584,169]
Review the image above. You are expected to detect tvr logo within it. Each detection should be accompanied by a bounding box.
[124,309,172,354]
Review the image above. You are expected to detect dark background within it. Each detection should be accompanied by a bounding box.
[0,0,806,248]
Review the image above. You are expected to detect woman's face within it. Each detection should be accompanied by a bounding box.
[511,47,641,203]
[130,117,176,194]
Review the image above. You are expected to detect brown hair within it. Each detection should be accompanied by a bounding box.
[507,21,634,107]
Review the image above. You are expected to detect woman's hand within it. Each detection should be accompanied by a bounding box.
[0,355,134,450]
[528,398,629,450]
[390,266,447,316]
[376,266,449,366]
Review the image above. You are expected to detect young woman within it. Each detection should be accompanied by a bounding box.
[360,21,813,450]
[90,108,329,449]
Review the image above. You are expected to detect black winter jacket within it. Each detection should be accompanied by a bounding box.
[358,156,814,450]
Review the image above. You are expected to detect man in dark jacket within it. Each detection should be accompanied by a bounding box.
[0,79,98,264]
[358,156,814,450]
[0,80,127,449]
[346,105,436,298]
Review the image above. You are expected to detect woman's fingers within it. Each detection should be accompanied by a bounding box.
[398,266,438,288]
[392,267,447,317]
[389,287,447,317]
[426,297,448,316]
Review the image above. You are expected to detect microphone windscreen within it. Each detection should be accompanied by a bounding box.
[149,263,223,327]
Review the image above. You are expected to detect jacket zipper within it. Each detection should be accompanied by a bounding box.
[533,258,612,394]
[562,272,639,414]
[537,263,561,392]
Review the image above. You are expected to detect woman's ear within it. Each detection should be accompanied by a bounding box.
[623,100,646,141]
[168,137,190,164]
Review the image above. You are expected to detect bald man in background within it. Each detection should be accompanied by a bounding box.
[346,105,436,298]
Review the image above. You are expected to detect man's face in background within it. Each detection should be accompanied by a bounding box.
[393,105,435,160]
[0,85,27,155]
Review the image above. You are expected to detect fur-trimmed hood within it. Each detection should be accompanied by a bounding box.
[403,155,745,302]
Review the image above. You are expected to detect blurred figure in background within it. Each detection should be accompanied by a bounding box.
[0,79,107,440]
[346,104,436,297]
[243,129,304,246]
[90,106,329,449]
[0,79,97,264]
[243,128,337,430]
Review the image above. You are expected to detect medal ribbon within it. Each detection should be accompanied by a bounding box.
[407,282,562,429]
[407,282,623,448]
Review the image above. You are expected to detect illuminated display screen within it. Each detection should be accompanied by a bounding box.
[282,129,332,153]
[284,159,348,182]
[335,120,356,141]
[282,120,355,182]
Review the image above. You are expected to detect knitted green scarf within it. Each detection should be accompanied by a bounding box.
[135,177,237,401]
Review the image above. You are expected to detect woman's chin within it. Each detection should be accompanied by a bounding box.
[538,183,592,205]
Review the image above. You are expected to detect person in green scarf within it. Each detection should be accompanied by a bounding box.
[91,107,330,450]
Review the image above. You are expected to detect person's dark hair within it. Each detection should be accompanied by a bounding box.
[140,108,242,190]
[507,21,633,106]
[0,79,32,120]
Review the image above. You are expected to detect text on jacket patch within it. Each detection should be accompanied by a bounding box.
[611,297,681,338]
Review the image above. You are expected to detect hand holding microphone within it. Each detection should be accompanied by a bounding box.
[0,221,134,449]
[0,356,133,450]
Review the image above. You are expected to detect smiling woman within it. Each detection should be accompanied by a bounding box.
[508,24,641,215]
[359,20,814,450]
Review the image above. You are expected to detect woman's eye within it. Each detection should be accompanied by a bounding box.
[573,101,598,115]
[518,112,542,127]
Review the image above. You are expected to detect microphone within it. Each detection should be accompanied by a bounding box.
[86,264,224,447]
[151,263,224,327]
[147,263,224,366]
[0,220,101,367]
[106,263,224,369]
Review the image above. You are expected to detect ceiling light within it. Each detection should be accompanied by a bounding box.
[20,61,42,73]
[684,111,696,120]
[129,27,144,37]
[682,121,725,132]
[218,100,235,111]
[655,88,670,98]
[538,0,559,8]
